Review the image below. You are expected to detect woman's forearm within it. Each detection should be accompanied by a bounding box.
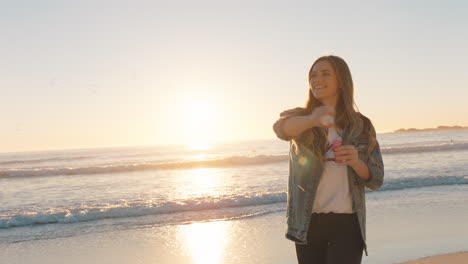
[273,105,335,141]
[281,115,318,138]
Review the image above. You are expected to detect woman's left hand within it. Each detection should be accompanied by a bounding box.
[332,145,360,167]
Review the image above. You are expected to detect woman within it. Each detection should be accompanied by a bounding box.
[272,55,384,264]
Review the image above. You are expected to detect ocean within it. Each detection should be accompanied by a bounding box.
[1,129,468,257]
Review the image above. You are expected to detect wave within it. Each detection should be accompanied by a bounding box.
[0,192,286,229]
[0,154,286,178]
[1,175,467,229]
[1,142,466,178]
[0,155,95,166]
[381,142,468,154]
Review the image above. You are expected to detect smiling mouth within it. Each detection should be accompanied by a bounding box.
[314,86,326,90]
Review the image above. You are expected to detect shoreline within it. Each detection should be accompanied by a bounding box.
[397,251,468,264]
[1,185,467,264]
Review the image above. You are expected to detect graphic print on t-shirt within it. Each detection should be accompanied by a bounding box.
[325,128,342,163]
[312,126,353,214]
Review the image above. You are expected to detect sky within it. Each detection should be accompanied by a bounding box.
[1,0,468,152]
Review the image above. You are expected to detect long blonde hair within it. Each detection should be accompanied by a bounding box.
[291,55,376,166]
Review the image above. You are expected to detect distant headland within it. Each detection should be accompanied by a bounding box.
[392,125,468,133]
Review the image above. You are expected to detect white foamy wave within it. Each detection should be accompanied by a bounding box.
[1,175,467,229]
[0,192,286,229]
[0,154,287,178]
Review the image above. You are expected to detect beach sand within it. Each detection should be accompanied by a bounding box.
[1,184,467,264]
[398,251,468,264]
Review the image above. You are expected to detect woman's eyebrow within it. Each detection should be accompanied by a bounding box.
[311,69,331,73]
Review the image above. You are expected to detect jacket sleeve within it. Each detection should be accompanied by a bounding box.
[358,122,385,191]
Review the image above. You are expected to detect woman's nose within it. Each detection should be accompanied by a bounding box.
[312,76,324,84]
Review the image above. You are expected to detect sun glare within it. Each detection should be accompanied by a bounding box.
[179,221,230,264]
[179,95,222,149]
[187,142,212,151]
[183,168,222,197]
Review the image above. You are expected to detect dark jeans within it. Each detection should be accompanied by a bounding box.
[295,212,364,264]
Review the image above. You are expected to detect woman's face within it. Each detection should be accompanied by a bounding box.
[310,60,339,104]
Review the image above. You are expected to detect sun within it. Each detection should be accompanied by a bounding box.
[179,95,221,150]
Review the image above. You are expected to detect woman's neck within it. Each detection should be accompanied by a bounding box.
[320,97,337,110]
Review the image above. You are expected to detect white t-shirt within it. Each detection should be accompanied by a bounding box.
[312,126,354,213]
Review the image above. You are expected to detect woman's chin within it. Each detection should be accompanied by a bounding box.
[313,94,326,100]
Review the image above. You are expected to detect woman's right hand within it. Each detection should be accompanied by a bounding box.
[308,105,336,128]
